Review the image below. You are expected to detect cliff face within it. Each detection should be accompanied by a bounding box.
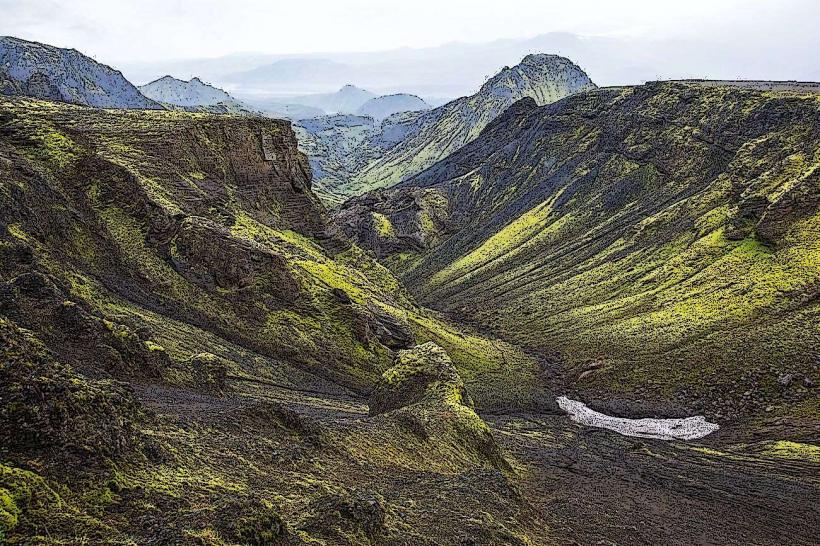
[337,82,820,417]
[0,36,161,109]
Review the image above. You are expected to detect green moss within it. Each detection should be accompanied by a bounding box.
[371,212,395,238]
[0,487,20,535]
[762,441,820,463]
[144,340,166,352]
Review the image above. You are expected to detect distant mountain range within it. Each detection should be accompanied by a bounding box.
[299,54,596,201]
[226,58,351,90]
[0,36,161,109]
[287,84,376,114]
[0,37,443,125]
[118,31,820,100]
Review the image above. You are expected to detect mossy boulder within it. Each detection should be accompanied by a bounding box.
[303,488,387,541]
[368,342,510,472]
[0,463,61,539]
[369,341,471,415]
[186,352,229,394]
[219,497,292,546]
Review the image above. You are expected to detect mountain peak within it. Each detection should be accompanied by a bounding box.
[138,74,235,107]
[0,36,162,109]
[479,52,596,104]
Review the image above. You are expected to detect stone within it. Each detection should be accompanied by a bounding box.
[368,342,471,416]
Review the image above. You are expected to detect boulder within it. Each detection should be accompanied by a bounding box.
[368,342,510,472]
[368,342,470,415]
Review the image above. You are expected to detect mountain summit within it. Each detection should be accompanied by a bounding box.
[0,36,161,109]
[138,75,234,107]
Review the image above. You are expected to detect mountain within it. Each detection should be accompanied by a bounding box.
[225,58,352,91]
[139,75,233,106]
[291,84,377,114]
[335,81,820,419]
[316,54,595,199]
[234,97,326,120]
[1,67,817,546]
[356,93,430,121]
[138,74,260,116]
[0,36,161,109]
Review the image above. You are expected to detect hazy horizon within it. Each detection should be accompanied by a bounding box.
[4,0,819,96]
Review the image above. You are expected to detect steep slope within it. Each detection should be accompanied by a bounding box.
[298,54,595,203]
[336,82,820,418]
[338,54,596,196]
[0,36,161,109]
[356,93,430,121]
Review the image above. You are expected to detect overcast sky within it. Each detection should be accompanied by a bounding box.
[2,0,817,65]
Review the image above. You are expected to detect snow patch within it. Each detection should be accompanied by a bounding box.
[557,396,719,441]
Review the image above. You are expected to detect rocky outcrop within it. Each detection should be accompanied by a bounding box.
[368,342,509,471]
[0,318,147,467]
[369,342,471,415]
[170,216,300,301]
[0,36,161,109]
[333,187,451,258]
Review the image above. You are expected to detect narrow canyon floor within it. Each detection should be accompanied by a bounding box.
[119,375,818,545]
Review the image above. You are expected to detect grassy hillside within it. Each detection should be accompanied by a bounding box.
[336,82,820,418]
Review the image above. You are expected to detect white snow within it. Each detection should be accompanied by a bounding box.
[556,396,719,441]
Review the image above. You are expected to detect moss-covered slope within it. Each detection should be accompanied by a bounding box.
[0,96,543,408]
[336,82,820,417]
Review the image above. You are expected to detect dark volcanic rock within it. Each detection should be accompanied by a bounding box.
[0,318,146,466]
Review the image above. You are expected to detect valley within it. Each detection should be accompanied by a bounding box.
[0,32,817,546]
